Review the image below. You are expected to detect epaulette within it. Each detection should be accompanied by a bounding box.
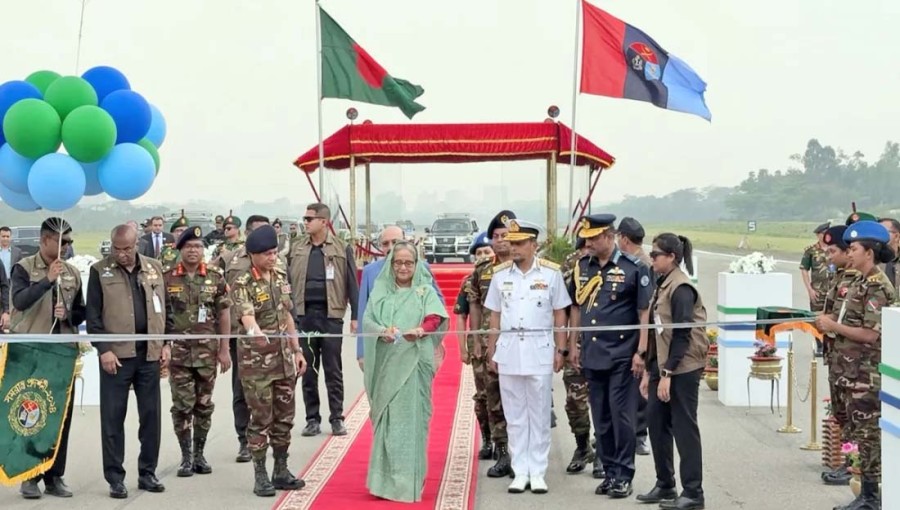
[162,264,174,274]
[206,264,224,276]
[538,258,560,270]
[804,244,816,252]
[234,272,252,285]
[621,251,640,265]
[493,260,513,271]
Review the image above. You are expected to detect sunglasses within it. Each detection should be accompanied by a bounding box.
[649,250,668,259]
[302,216,326,222]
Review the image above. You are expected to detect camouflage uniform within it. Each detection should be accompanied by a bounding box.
[230,265,298,459]
[800,243,829,311]
[160,244,181,269]
[164,262,231,439]
[213,239,245,269]
[560,250,591,437]
[822,267,859,442]
[830,268,893,485]
[465,257,507,445]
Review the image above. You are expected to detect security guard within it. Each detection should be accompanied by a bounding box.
[485,220,570,494]
[160,214,190,269]
[815,221,893,510]
[211,213,244,268]
[568,214,652,499]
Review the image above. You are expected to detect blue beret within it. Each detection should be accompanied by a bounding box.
[468,231,491,255]
[245,224,278,254]
[176,226,203,250]
[842,220,889,244]
[487,210,516,238]
[578,213,616,239]
[822,226,848,249]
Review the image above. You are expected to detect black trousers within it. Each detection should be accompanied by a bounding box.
[636,393,648,438]
[297,307,344,424]
[99,355,161,485]
[584,361,639,481]
[230,338,249,442]
[33,381,75,481]
[647,369,704,498]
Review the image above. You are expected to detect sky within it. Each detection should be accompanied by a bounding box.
[1,0,898,224]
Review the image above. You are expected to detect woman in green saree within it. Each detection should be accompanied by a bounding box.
[363,241,449,502]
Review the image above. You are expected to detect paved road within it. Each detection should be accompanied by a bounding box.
[0,250,850,509]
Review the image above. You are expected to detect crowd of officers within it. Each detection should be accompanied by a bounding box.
[805,211,893,510]
[12,202,359,501]
[454,210,708,509]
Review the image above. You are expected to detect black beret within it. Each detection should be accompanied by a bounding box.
[487,210,516,239]
[813,221,831,234]
[617,216,645,240]
[245,224,278,254]
[176,226,203,250]
[822,225,848,250]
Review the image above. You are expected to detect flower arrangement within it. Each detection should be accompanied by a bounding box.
[729,252,777,274]
[706,328,718,345]
[841,442,860,470]
[707,356,718,369]
[753,340,778,358]
[204,245,218,264]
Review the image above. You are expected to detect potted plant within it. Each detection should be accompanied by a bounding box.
[704,329,719,390]
[749,340,782,376]
[841,443,862,496]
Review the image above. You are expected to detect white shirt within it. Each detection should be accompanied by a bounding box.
[484,258,572,375]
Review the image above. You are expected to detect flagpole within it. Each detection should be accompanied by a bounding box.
[567,0,582,238]
[315,0,326,201]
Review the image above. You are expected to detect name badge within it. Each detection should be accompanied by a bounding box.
[152,294,162,314]
[198,305,208,323]
[654,313,664,336]
[326,264,335,280]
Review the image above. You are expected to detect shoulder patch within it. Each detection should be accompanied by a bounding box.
[206,264,224,275]
[640,274,650,287]
[538,258,560,270]
[493,260,513,271]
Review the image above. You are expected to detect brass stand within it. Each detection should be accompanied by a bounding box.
[777,346,801,433]
[800,357,823,450]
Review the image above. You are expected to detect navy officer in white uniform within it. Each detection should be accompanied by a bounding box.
[485,219,570,495]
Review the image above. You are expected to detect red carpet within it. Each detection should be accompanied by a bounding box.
[274,265,478,510]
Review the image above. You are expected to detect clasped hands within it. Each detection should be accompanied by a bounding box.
[381,325,425,343]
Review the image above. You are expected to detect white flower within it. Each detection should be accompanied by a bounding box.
[204,245,218,264]
[729,252,776,274]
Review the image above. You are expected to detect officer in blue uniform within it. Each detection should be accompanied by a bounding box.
[568,214,652,499]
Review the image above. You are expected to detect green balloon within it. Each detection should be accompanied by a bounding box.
[2,98,62,158]
[25,70,62,95]
[62,105,117,163]
[43,76,97,120]
[137,138,160,174]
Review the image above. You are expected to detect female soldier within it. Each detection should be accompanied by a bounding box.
[638,233,708,510]
[815,220,893,510]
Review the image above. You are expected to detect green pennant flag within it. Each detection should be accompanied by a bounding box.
[0,342,78,485]
[319,6,426,119]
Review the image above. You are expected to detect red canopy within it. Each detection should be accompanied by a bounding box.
[293,122,615,172]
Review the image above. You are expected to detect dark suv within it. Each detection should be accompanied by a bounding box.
[423,216,478,263]
[11,226,41,257]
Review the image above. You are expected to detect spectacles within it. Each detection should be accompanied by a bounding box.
[649,250,667,259]
[303,216,326,222]
[112,245,135,253]
[392,260,416,268]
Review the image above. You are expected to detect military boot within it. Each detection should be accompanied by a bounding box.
[854,479,881,510]
[252,456,276,497]
[272,447,306,490]
[487,442,513,478]
[193,434,212,474]
[566,432,595,474]
[478,423,494,460]
[177,435,193,477]
[236,438,251,463]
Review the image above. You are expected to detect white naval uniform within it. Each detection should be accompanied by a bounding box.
[484,257,571,478]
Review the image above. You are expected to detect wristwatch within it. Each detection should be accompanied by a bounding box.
[557,348,570,357]
[661,368,673,378]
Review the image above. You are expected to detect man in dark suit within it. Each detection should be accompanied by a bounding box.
[0,226,24,279]
[139,216,174,259]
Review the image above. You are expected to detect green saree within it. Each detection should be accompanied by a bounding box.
[362,249,449,502]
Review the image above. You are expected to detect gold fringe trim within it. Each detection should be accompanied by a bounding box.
[574,262,602,307]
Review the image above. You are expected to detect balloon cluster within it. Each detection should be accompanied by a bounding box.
[0,66,166,211]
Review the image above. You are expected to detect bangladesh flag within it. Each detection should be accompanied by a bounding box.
[755,306,821,345]
[0,342,78,485]
[319,6,425,119]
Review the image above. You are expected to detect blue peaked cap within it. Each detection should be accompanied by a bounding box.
[842,220,890,244]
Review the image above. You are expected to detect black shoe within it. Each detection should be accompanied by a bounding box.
[660,495,706,510]
[138,474,165,493]
[331,419,347,436]
[608,480,633,498]
[636,485,678,503]
[20,479,42,499]
[487,443,512,478]
[43,477,73,498]
[592,462,606,479]
[177,436,194,477]
[823,468,852,486]
[193,436,213,474]
[301,420,321,437]
[478,425,493,460]
[566,447,594,474]
[272,448,306,490]
[635,436,651,456]
[236,440,252,463]
[109,482,128,499]
[594,478,614,495]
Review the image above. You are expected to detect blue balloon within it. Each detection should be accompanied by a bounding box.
[81,161,103,196]
[0,143,36,193]
[81,65,130,103]
[27,153,86,211]
[0,181,40,211]
[100,90,151,143]
[146,104,166,147]
[0,80,43,146]
[98,143,155,200]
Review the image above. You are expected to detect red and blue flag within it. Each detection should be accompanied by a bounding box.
[579,0,711,121]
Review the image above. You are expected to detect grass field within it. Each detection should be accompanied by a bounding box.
[644,221,819,256]
[72,231,109,258]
